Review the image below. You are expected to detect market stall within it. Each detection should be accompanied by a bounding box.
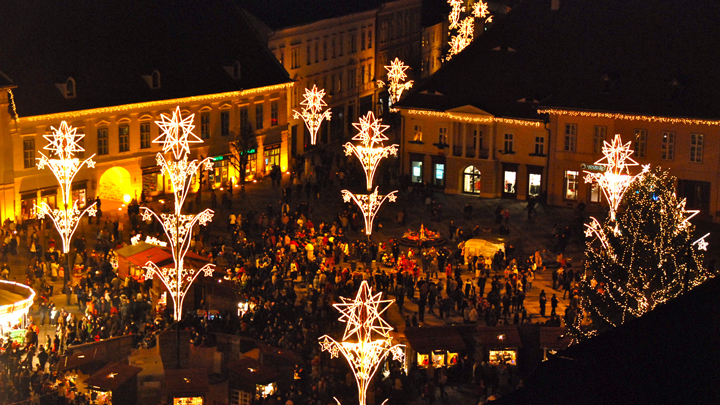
[404,326,467,369]
[164,368,209,405]
[539,327,572,361]
[84,361,142,405]
[477,326,522,365]
[227,357,282,404]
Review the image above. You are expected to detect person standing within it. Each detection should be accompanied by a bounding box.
[551,294,558,316]
[539,290,547,317]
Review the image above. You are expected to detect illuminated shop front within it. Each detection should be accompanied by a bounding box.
[478,326,521,366]
[84,361,142,405]
[405,326,468,370]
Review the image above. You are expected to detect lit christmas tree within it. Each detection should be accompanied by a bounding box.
[570,167,712,340]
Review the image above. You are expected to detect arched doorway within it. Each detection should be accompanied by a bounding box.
[463,166,481,194]
[98,167,132,202]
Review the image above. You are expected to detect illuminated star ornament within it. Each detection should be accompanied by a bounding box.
[445,1,492,61]
[35,122,98,255]
[292,85,332,145]
[693,233,710,251]
[471,0,492,23]
[140,107,215,322]
[342,188,398,236]
[344,112,398,190]
[377,58,414,107]
[584,134,646,220]
[319,281,404,405]
[448,0,465,29]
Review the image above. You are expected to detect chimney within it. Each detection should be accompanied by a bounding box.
[551,0,560,11]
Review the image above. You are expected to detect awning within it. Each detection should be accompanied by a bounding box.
[84,361,142,392]
[539,327,572,350]
[404,326,466,353]
[477,326,522,349]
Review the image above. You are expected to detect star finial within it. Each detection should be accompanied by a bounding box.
[44,121,85,160]
[154,106,202,160]
[352,112,390,149]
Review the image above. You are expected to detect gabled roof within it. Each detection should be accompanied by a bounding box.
[495,276,720,405]
[0,0,290,118]
[397,0,720,121]
[239,0,383,30]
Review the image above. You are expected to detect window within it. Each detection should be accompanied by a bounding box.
[634,129,647,158]
[504,133,514,153]
[23,139,35,168]
[691,133,704,163]
[271,101,279,126]
[291,48,300,69]
[503,170,516,194]
[201,113,210,139]
[140,122,151,149]
[565,170,579,200]
[413,124,423,141]
[240,107,249,128]
[411,160,423,183]
[151,70,160,89]
[434,163,445,187]
[233,61,241,79]
[661,131,675,161]
[230,389,252,405]
[589,181,602,203]
[452,123,463,156]
[463,166,481,194]
[361,31,366,50]
[528,174,541,196]
[564,124,577,152]
[438,126,448,145]
[534,135,545,155]
[368,30,372,48]
[264,146,280,170]
[306,42,311,65]
[348,68,357,89]
[255,104,264,130]
[315,40,319,63]
[350,33,357,53]
[323,39,328,60]
[118,125,130,152]
[466,126,477,157]
[593,126,607,154]
[338,33,344,56]
[336,73,343,93]
[97,128,108,155]
[77,137,85,158]
[220,111,230,136]
[332,37,336,58]
[66,78,75,98]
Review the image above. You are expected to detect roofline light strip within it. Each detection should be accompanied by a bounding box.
[405,109,542,127]
[537,108,720,126]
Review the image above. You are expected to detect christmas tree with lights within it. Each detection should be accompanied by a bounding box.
[570,167,711,341]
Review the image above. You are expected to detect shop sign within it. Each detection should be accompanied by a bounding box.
[581,163,606,172]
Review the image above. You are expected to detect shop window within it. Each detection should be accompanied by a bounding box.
[431,351,445,367]
[463,166,481,194]
[589,181,602,203]
[201,113,210,139]
[230,389,252,405]
[503,171,516,194]
[565,170,579,200]
[174,397,203,405]
[488,350,517,365]
[528,173,541,196]
[661,131,675,161]
[213,159,229,186]
[593,126,607,154]
[634,129,647,158]
[246,152,257,180]
[564,123,577,152]
[433,163,445,187]
[23,139,35,168]
[264,146,280,171]
[690,133,703,163]
[411,160,423,183]
[417,353,430,368]
[21,196,36,220]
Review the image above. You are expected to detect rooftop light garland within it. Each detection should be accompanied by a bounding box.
[319,281,404,405]
[293,85,331,145]
[35,122,98,282]
[139,106,215,322]
[342,112,398,237]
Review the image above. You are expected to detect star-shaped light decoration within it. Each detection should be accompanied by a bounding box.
[693,233,710,251]
[448,0,465,29]
[139,106,215,322]
[154,106,203,161]
[471,0,493,23]
[35,122,97,256]
[446,16,475,61]
[584,134,642,220]
[344,112,398,190]
[293,85,332,145]
[377,58,414,107]
[341,188,398,236]
[319,281,405,405]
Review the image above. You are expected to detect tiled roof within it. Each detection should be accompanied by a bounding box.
[0,0,290,118]
[398,0,720,120]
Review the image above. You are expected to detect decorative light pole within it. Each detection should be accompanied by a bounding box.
[293,85,332,145]
[377,58,414,107]
[445,0,492,61]
[342,112,398,237]
[583,134,646,220]
[139,106,215,323]
[319,281,404,405]
[35,122,97,284]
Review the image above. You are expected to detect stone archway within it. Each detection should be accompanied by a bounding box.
[98,166,132,202]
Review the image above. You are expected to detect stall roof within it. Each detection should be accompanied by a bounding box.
[164,368,209,396]
[404,326,466,353]
[115,241,156,258]
[126,246,173,268]
[84,361,142,391]
[227,357,281,385]
[539,327,572,350]
[478,326,522,349]
[59,350,103,373]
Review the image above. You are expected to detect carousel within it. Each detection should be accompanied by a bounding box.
[0,280,36,342]
[399,224,446,247]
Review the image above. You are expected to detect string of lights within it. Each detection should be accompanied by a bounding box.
[319,281,404,405]
[537,108,720,126]
[405,109,542,127]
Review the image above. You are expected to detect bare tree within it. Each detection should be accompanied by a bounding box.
[229,120,257,190]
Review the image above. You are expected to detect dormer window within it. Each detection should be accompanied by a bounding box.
[142,70,161,89]
[224,61,241,80]
[66,78,75,97]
